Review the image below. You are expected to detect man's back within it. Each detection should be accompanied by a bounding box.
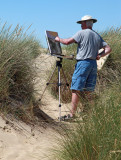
[72,29,107,60]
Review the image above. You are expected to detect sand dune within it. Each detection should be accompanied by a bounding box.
[0,51,108,160]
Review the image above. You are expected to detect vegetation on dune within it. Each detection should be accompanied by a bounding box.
[53,83,121,160]
[0,22,41,122]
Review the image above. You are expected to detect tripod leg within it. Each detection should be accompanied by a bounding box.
[39,65,57,101]
[58,65,61,121]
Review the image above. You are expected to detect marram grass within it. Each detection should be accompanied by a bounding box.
[0,22,41,122]
[53,84,121,160]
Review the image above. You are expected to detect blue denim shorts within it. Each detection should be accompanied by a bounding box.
[70,59,97,91]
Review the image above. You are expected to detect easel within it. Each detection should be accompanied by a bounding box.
[43,30,74,121]
[40,56,70,121]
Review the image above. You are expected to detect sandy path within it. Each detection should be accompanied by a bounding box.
[34,53,71,119]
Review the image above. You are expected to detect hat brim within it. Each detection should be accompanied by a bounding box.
[77,19,97,24]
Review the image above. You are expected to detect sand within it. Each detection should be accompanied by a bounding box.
[0,116,59,160]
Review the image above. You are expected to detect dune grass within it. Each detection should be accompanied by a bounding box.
[0,22,41,122]
[51,27,121,160]
[53,81,121,159]
[53,84,121,160]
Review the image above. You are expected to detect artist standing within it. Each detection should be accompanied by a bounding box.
[55,15,111,120]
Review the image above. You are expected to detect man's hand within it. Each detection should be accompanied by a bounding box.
[55,36,60,42]
[97,45,111,60]
[96,55,101,60]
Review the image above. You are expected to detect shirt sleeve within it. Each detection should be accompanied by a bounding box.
[100,36,107,48]
[72,31,82,43]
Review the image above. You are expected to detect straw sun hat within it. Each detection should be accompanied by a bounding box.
[77,15,97,24]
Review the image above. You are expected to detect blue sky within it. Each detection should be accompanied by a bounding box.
[0,0,121,47]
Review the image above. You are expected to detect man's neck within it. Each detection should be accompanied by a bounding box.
[87,27,92,30]
[82,27,92,30]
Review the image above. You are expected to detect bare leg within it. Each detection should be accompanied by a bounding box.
[70,90,80,117]
[70,90,94,116]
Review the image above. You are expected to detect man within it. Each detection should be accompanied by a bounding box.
[55,15,111,120]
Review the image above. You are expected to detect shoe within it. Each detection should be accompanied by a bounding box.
[59,114,73,121]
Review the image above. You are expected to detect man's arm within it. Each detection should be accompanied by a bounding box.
[55,36,76,45]
[96,45,112,60]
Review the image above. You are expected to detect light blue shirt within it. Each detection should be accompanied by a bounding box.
[72,29,107,60]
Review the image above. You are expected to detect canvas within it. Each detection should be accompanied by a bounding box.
[45,30,62,55]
